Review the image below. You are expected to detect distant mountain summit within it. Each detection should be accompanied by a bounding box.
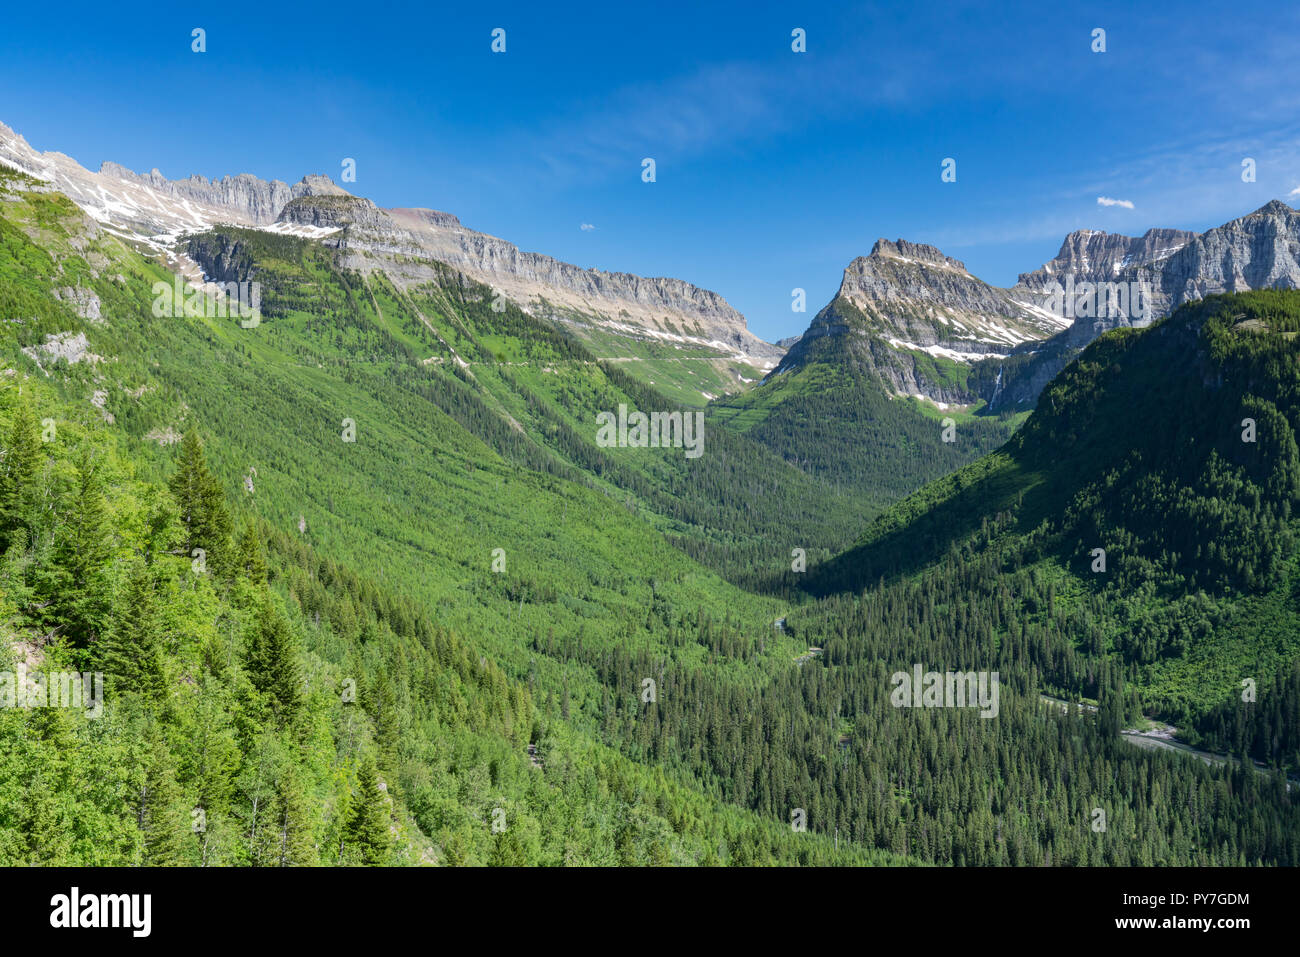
[0,120,781,384]
[776,201,1300,410]
[97,163,351,226]
[1014,227,1197,291]
[773,236,1067,403]
[1145,199,1300,312]
[382,206,781,365]
[982,200,1300,409]
[0,120,345,239]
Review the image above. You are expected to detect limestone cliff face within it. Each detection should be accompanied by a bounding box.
[0,120,342,237]
[1142,200,1300,311]
[382,208,782,363]
[773,238,1069,402]
[270,197,780,362]
[980,202,1300,410]
[97,164,347,225]
[0,120,780,367]
[1014,227,1197,292]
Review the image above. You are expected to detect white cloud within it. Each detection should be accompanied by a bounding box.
[1097,196,1135,209]
[580,223,595,231]
[1289,186,1300,197]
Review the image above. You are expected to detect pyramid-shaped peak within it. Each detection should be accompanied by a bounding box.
[1249,198,1295,216]
[866,238,968,272]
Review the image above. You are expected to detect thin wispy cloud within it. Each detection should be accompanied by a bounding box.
[520,40,944,188]
[931,124,1300,258]
[1097,197,1135,209]
[580,223,595,231]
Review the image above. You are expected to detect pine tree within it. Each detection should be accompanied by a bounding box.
[245,593,302,719]
[19,706,78,864]
[342,755,391,865]
[99,564,168,700]
[36,451,112,646]
[372,672,400,765]
[234,516,267,583]
[273,765,317,866]
[0,397,42,549]
[140,729,189,866]
[488,827,529,866]
[170,430,232,577]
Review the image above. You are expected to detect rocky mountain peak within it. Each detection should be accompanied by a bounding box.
[277,194,389,230]
[90,162,352,226]
[1248,198,1295,218]
[0,118,782,369]
[983,199,1300,412]
[389,207,463,230]
[833,236,1055,336]
[1140,198,1300,314]
[773,235,1072,396]
[867,238,969,272]
[298,174,349,196]
[1016,226,1198,290]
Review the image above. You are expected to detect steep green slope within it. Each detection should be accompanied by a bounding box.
[0,375,907,865]
[5,163,1296,868]
[710,355,1026,517]
[555,321,768,407]
[180,225,876,593]
[0,174,918,865]
[810,290,1300,725]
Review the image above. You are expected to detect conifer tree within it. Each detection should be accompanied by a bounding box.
[99,564,168,700]
[19,706,79,864]
[140,729,189,866]
[37,451,112,646]
[0,397,42,549]
[234,516,267,583]
[246,593,302,719]
[170,430,232,577]
[488,827,529,866]
[372,671,400,765]
[342,754,391,865]
[273,764,317,866]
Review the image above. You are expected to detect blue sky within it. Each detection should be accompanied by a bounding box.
[3,0,1299,342]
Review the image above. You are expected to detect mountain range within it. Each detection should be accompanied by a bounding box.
[1,120,1299,867]
[0,121,780,406]
[7,118,1300,418]
[773,203,1300,414]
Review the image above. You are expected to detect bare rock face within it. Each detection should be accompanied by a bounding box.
[279,194,406,235]
[0,120,342,238]
[979,201,1300,410]
[0,120,779,367]
[390,207,462,229]
[839,238,1065,342]
[382,208,782,364]
[21,331,103,369]
[774,238,1069,402]
[1144,200,1300,310]
[1014,227,1197,292]
[53,286,102,323]
[96,163,347,226]
[1022,206,1300,323]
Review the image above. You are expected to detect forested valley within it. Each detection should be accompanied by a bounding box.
[1,166,1297,865]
